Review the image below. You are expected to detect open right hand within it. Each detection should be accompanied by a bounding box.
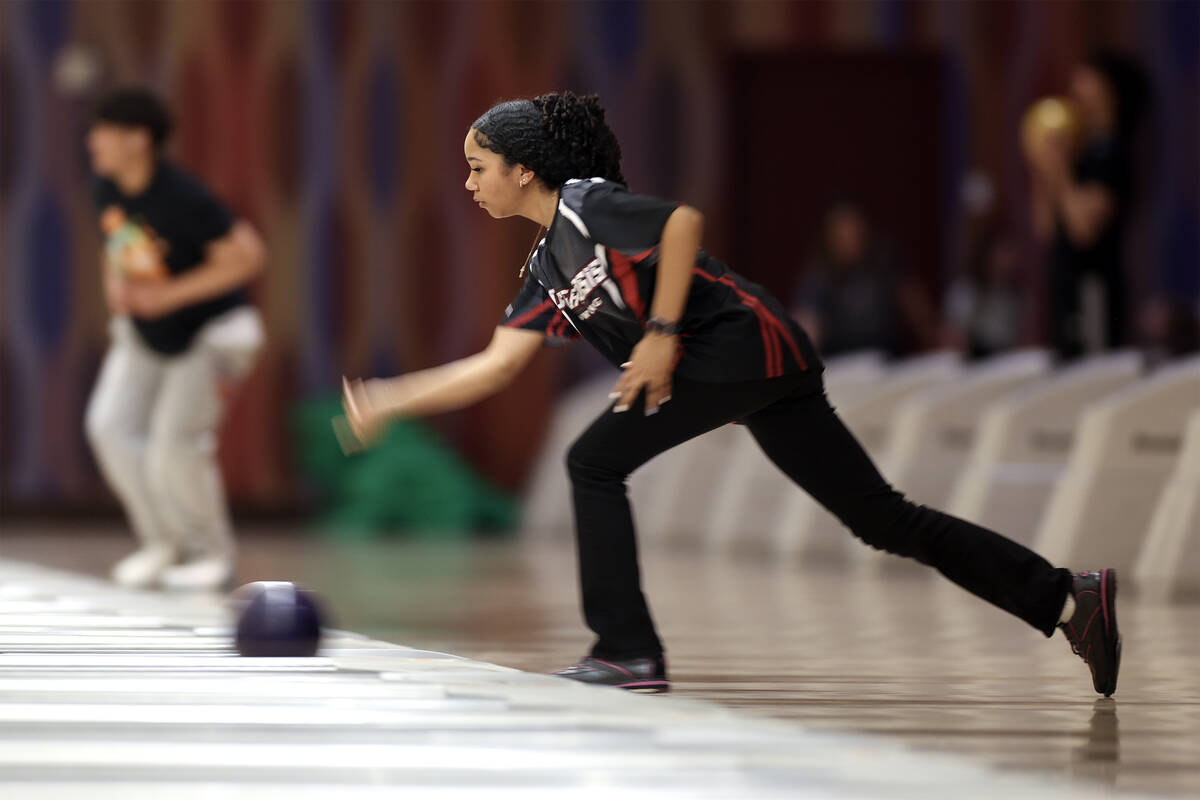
[341,376,389,450]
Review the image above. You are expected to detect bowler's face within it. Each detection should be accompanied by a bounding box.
[464,129,522,219]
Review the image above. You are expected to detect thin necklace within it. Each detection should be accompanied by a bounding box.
[519,225,545,278]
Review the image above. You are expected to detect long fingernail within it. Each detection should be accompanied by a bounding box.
[644,407,659,416]
[608,392,621,399]
[620,362,632,368]
[661,395,672,403]
[613,404,629,413]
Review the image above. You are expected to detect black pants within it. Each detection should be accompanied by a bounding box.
[1048,257,1127,360]
[566,371,1073,660]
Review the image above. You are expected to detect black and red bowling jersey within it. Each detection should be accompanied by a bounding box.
[500,178,821,382]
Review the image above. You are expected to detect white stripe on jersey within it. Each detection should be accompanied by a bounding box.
[557,201,591,238]
[592,244,626,309]
[562,311,583,335]
[527,237,548,282]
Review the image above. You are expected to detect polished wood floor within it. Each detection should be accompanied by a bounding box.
[5,523,1198,796]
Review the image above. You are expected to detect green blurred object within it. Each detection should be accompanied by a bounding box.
[293,397,517,535]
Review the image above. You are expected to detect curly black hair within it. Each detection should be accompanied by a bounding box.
[92,87,173,149]
[471,91,625,188]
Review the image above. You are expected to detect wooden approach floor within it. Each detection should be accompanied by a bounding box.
[3,524,1198,797]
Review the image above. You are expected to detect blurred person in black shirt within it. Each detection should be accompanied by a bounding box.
[1027,51,1149,360]
[793,200,936,357]
[84,88,266,592]
[943,224,1027,360]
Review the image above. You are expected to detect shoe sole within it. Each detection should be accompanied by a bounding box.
[552,671,670,693]
[618,680,670,693]
[1101,568,1120,697]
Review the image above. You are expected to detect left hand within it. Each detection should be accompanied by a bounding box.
[1030,132,1071,185]
[610,332,677,415]
[122,280,183,320]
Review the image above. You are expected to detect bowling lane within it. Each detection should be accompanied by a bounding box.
[9,527,1200,795]
[0,552,1155,799]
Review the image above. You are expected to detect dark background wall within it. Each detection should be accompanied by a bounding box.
[1,0,1196,513]
[730,51,946,302]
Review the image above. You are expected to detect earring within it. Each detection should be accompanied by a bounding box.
[520,176,528,186]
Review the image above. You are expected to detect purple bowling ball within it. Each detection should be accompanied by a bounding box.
[233,581,324,657]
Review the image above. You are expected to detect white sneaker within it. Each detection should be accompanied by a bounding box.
[111,546,177,589]
[161,555,235,592]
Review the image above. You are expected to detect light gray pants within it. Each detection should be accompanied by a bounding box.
[85,307,264,560]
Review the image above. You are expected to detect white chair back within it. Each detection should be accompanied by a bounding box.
[1034,355,1200,574]
[947,352,1142,544]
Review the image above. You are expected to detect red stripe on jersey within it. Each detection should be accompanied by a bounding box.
[551,311,571,339]
[755,313,780,378]
[607,248,647,321]
[714,273,784,377]
[712,273,806,373]
[694,269,780,377]
[772,319,805,370]
[756,301,805,370]
[505,298,554,330]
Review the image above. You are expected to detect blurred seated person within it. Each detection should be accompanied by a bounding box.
[1138,295,1200,368]
[792,200,936,357]
[1026,51,1149,360]
[943,225,1027,360]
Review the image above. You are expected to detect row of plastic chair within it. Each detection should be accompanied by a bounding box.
[522,350,1200,598]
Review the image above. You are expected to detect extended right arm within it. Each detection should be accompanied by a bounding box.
[342,325,545,445]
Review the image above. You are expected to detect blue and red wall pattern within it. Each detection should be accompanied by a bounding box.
[2,0,1196,509]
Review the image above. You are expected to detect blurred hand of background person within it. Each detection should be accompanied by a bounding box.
[101,223,265,322]
[120,280,181,319]
[1027,130,1073,191]
[1025,125,1081,246]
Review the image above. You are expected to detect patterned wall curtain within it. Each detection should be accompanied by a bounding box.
[1,0,1194,510]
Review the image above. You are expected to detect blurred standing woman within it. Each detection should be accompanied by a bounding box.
[344,92,1120,697]
[1027,51,1149,360]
